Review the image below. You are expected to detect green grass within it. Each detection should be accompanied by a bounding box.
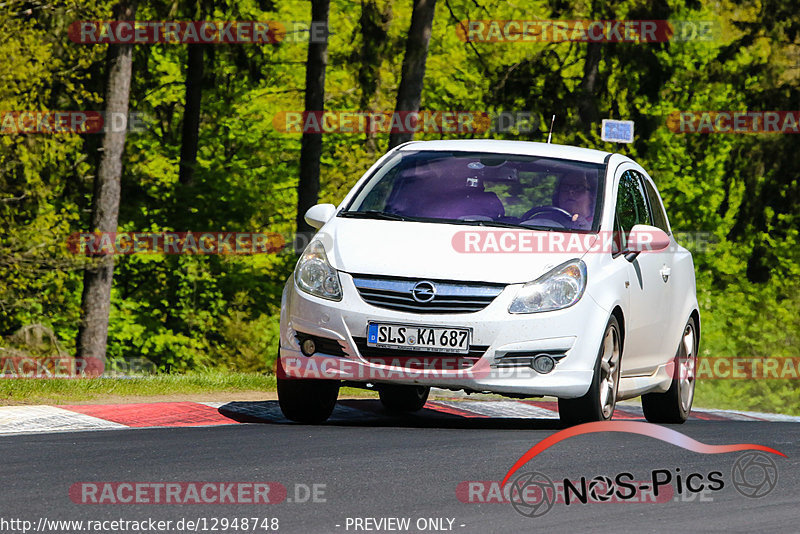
[693,379,800,416]
[0,371,376,405]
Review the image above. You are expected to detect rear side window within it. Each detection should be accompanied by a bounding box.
[641,177,670,234]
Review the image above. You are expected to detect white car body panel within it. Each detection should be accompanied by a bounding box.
[280,140,700,402]
[318,219,592,284]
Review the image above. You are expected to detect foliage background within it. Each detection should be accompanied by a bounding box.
[1,0,799,412]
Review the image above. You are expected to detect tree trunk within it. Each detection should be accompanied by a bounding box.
[76,0,137,375]
[178,44,204,186]
[357,0,392,152]
[388,0,436,149]
[295,0,331,251]
[577,42,602,133]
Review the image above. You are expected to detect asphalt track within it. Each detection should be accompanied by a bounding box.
[1,399,798,534]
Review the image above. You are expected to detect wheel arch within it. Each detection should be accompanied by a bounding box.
[611,305,625,352]
[689,308,701,351]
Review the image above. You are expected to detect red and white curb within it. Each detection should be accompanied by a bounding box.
[0,400,798,436]
[0,405,127,434]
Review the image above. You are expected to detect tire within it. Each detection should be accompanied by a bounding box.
[276,354,339,424]
[378,385,430,413]
[642,316,698,424]
[559,315,622,425]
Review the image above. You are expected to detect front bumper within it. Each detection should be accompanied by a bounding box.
[279,272,610,399]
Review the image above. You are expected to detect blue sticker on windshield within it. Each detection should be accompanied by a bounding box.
[467,162,485,169]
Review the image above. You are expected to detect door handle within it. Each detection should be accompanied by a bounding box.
[660,265,671,283]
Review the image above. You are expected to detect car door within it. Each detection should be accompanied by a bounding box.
[640,173,682,366]
[613,168,673,375]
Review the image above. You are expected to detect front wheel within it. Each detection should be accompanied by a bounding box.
[642,317,698,424]
[378,385,430,413]
[559,315,622,425]
[276,355,339,424]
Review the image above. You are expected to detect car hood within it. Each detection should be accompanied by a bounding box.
[318,218,596,284]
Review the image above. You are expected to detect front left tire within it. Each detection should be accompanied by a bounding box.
[276,351,339,424]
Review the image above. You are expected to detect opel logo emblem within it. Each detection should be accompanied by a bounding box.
[411,281,436,303]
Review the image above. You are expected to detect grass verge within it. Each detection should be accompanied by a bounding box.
[0,371,377,405]
[693,379,800,416]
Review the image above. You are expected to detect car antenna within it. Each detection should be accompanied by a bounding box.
[547,114,556,143]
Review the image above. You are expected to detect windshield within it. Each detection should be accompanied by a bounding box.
[343,150,605,232]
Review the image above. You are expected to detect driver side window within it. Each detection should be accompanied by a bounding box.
[614,170,652,251]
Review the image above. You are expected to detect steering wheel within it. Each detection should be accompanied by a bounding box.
[520,205,575,226]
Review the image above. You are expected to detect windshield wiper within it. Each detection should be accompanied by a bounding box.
[339,210,415,221]
[441,219,556,231]
[339,212,561,231]
[478,220,551,230]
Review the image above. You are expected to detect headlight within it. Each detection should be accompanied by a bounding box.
[509,260,587,313]
[294,241,342,301]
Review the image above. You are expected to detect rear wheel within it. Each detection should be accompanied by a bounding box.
[378,385,430,413]
[276,353,339,424]
[559,316,622,425]
[642,317,698,424]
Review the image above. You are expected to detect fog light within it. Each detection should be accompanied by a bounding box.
[301,338,316,356]
[532,355,555,374]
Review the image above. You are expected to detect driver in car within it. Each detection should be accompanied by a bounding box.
[520,171,596,229]
[553,171,596,230]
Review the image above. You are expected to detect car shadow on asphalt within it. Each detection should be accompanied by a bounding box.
[216,399,565,430]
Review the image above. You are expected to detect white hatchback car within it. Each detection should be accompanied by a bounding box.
[277,140,699,425]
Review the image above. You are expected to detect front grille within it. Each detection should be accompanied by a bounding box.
[353,337,488,370]
[295,332,348,357]
[352,275,504,314]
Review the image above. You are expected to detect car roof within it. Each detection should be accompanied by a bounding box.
[396,139,613,165]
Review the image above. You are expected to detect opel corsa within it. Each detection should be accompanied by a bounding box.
[277,140,700,425]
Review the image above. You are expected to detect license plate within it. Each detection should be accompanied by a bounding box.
[367,323,471,353]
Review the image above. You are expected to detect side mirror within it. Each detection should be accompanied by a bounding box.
[304,203,336,230]
[625,224,670,261]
